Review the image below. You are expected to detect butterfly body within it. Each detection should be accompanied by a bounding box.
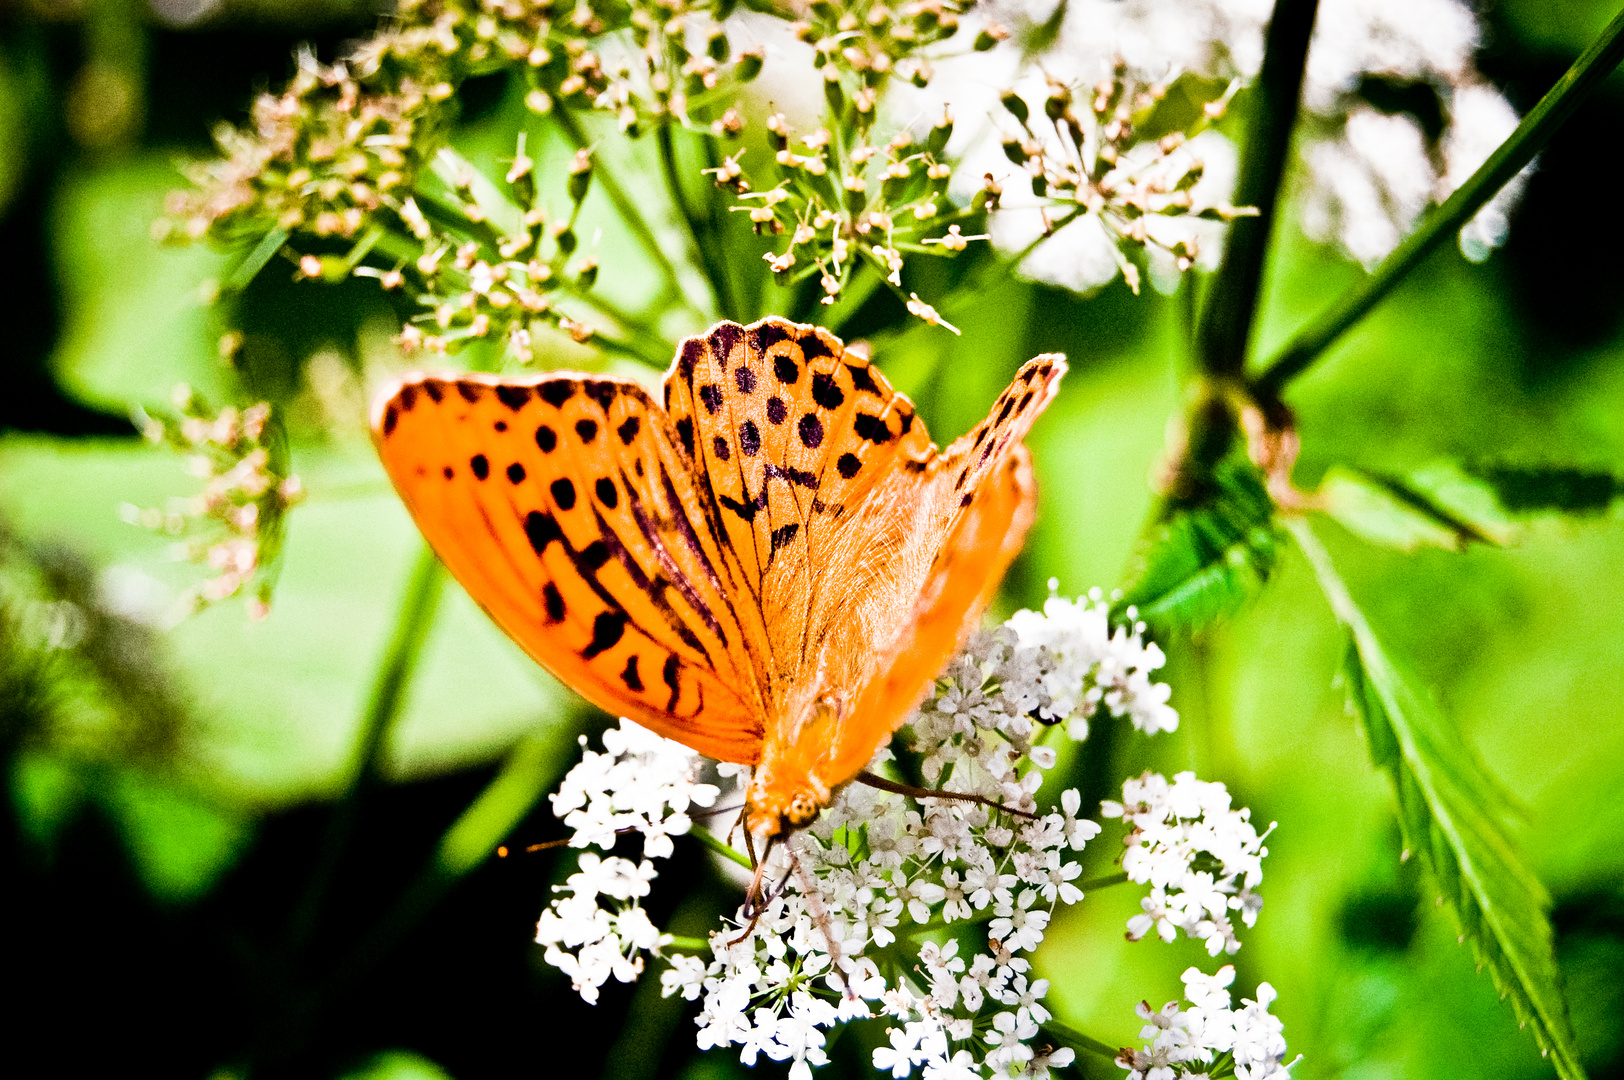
[373,318,1064,839]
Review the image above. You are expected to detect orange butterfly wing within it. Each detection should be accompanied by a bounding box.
[663,319,1065,831]
[372,372,766,764]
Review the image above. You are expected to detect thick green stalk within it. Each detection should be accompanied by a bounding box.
[1195,0,1321,378]
[658,121,739,321]
[284,544,445,952]
[1256,3,1624,394]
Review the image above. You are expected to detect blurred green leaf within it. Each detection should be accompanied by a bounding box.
[338,1049,455,1080]
[1464,464,1623,516]
[1291,518,1587,1080]
[1318,464,1508,552]
[1116,457,1281,631]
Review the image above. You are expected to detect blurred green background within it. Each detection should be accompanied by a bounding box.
[2,1,1622,1079]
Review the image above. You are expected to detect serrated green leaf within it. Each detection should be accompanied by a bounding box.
[1292,519,1586,1080]
[1116,458,1281,632]
[1319,466,1474,552]
[1465,463,1623,516]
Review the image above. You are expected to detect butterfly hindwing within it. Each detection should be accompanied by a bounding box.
[374,371,765,764]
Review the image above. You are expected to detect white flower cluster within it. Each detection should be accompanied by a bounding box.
[534,722,719,1003]
[532,592,1289,1079]
[911,0,1526,290]
[1117,965,1294,1080]
[1103,771,1273,956]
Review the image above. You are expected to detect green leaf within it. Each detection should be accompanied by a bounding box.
[1290,519,1587,1080]
[1464,463,1623,516]
[1317,464,1510,551]
[1116,458,1281,632]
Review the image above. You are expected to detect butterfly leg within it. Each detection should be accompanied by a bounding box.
[855,770,1039,821]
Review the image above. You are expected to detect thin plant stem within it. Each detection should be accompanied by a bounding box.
[659,120,738,320]
[283,543,445,954]
[664,935,712,952]
[1194,0,1321,378]
[691,823,753,869]
[1255,2,1624,394]
[1077,870,1131,891]
[554,106,703,320]
[1042,1019,1122,1060]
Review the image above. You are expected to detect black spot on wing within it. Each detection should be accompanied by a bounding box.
[811,373,844,410]
[766,397,787,425]
[580,540,611,571]
[712,435,732,462]
[495,420,507,432]
[719,492,760,522]
[621,655,644,691]
[699,384,722,414]
[536,425,557,452]
[675,417,696,457]
[506,462,526,484]
[575,419,599,444]
[382,404,398,436]
[471,454,490,480]
[798,332,834,360]
[525,511,563,553]
[765,464,818,488]
[543,581,565,622]
[739,420,760,456]
[774,353,799,385]
[770,522,799,555]
[422,379,446,403]
[710,322,743,361]
[837,452,861,479]
[584,380,617,411]
[678,338,704,382]
[735,367,757,394]
[551,478,577,509]
[399,385,418,411]
[582,611,627,660]
[752,320,792,355]
[457,382,484,403]
[798,413,823,448]
[847,363,879,395]
[663,654,682,711]
[595,477,618,507]
[996,395,1016,424]
[443,466,454,479]
[540,381,576,408]
[853,413,891,443]
[617,416,640,444]
[496,385,531,410]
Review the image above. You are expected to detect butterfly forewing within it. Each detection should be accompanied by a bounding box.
[374,371,766,764]
[663,319,932,696]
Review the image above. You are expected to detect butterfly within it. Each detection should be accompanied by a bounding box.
[373,317,1065,841]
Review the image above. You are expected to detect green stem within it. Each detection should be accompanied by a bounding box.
[284,543,444,953]
[663,935,712,952]
[1041,1019,1121,1060]
[690,823,753,869]
[554,107,700,319]
[1077,870,1131,892]
[1255,3,1624,394]
[1194,0,1321,378]
[659,121,737,320]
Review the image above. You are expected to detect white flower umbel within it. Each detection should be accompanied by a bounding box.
[1103,772,1274,956]
[537,591,1191,1077]
[1116,964,1295,1080]
[534,721,720,1003]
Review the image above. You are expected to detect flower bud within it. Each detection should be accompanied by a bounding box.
[927,107,953,155]
[567,148,593,204]
[1001,90,1029,126]
[736,47,764,82]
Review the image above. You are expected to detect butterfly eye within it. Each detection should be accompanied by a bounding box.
[786,791,820,828]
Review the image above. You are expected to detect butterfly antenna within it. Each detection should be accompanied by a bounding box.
[855,770,1040,821]
[788,842,857,1003]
